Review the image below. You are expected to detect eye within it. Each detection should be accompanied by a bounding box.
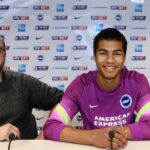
[114,51,122,56]
[98,52,107,55]
[115,53,121,55]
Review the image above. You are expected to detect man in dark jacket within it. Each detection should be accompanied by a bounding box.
[0,36,63,140]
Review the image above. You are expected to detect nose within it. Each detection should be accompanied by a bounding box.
[106,53,114,63]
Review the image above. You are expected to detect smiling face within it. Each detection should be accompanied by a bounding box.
[94,39,125,81]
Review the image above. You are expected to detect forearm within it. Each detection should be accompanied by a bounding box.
[60,127,93,146]
[128,121,150,140]
[60,126,128,148]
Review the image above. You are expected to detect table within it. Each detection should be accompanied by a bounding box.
[1,140,150,150]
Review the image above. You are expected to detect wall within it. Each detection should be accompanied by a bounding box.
[0,0,149,131]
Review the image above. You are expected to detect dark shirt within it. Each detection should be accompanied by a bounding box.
[0,70,63,139]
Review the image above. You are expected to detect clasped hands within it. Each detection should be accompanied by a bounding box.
[90,125,131,150]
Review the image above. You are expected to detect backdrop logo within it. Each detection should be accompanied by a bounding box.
[71,66,88,70]
[36,117,44,121]
[37,55,44,61]
[130,36,146,41]
[76,35,82,41]
[57,84,65,91]
[52,26,68,29]
[18,24,26,32]
[35,36,44,40]
[37,14,44,21]
[71,25,87,30]
[131,27,146,30]
[56,4,64,12]
[15,36,29,40]
[53,67,68,70]
[74,57,83,60]
[135,4,143,12]
[34,66,49,71]
[91,16,107,20]
[95,24,103,32]
[4,66,10,70]
[114,25,126,30]
[91,6,107,9]
[53,56,68,61]
[13,6,29,9]
[13,47,29,50]
[0,26,10,30]
[37,127,42,131]
[56,44,64,52]
[33,5,49,10]
[110,5,127,10]
[115,14,122,21]
[72,5,87,10]
[91,56,94,60]
[35,25,49,30]
[5,46,10,50]
[52,76,68,81]
[0,5,9,10]
[52,36,68,40]
[18,64,26,72]
[129,67,146,70]
[72,45,87,50]
[13,16,29,20]
[13,56,29,60]
[135,44,142,52]
[120,94,132,109]
[131,56,146,61]
[74,16,82,19]
[77,115,82,122]
[0,16,4,20]
[33,46,50,50]
[131,16,146,20]
[53,16,68,20]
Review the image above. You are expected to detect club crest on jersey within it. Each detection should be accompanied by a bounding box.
[120,94,132,109]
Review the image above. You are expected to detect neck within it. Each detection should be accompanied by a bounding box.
[97,74,121,92]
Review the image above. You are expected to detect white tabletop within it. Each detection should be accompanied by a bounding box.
[1,140,150,150]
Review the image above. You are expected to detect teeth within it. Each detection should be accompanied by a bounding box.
[105,67,115,70]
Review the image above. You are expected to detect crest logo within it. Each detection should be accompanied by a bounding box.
[120,94,132,108]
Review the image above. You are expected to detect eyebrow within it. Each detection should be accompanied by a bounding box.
[97,48,123,52]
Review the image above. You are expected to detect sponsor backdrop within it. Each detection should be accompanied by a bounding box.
[0,0,150,131]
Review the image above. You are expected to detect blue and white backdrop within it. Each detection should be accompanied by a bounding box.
[0,0,150,132]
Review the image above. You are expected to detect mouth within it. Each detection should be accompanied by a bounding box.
[104,66,117,72]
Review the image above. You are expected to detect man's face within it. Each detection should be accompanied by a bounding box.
[0,38,6,71]
[94,39,125,80]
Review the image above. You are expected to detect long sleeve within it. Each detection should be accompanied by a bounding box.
[43,76,83,140]
[128,75,150,140]
[128,94,150,140]
[23,74,64,110]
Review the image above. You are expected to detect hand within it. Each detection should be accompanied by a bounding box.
[0,123,20,141]
[36,131,44,139]
[113,125,131,140]
[89,126,129,150]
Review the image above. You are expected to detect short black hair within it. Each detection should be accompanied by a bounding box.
[93,28,127,55]
[0,35,5,51]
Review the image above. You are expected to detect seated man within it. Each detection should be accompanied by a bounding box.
[43,28,150,149]
[0,36,63,140]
